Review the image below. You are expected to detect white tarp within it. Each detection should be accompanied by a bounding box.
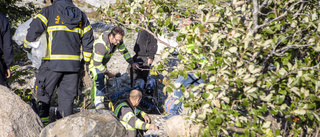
[13,18,47,68]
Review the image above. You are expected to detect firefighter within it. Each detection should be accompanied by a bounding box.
[0,14,13,87]
[24,0,93,125]
[114,89,158,137]
[89,26,138,109]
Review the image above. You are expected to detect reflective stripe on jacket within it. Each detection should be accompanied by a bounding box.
[89,32,133,74]
[24,0,93,72]
[114,100,150,137]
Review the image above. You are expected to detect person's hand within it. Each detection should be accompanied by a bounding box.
[149,124,158,130]
[144,114,151,123]
[131,63,139,70]
[5,69,10,79]
[106,71,115,78]
[147,58,153,66]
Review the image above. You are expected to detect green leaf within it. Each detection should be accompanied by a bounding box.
[164,86,173,92]
[206,85,214,90]
[253,128,263,134]
[165,17,171,26]
[307,112,314,120]
[264,28,274,34]
[216,116,223,125]
[313,112,320,122]
[262,121,271,128]
[293,109,306,115]
[201,73,207,81]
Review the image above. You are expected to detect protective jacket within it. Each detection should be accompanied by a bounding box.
[24,0,93,72]
[133,30,157,60]
[0,14,13,69]
[89,31,133,74]
[115,100,150,137]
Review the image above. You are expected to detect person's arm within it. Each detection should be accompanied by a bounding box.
[81,14,93,65]
[24,8,48,49]
[92,42,115,78]
[146,31,158,61]
[2,15,13,73]
[117,41,139,69]
[121,106,151,130]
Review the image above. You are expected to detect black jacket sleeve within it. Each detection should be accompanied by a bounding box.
[146,31,158,60]
[81,13,93,64]
[0,14,13,68]
[25,8,48,45]
[134,30,158,60]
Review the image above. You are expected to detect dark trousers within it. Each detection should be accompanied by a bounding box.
[128,56,150,87]
[0,59,7,86]
[35,61,78,118]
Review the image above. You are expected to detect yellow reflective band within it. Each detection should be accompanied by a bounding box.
[34,14,48,26]
[47,25,84,37]
[136,109,141,115]
[104,53,113,59]
[123,52,131,60]
[93,53,104,62]
[141,111,147,118]
[114,102,128,116]
[83,51,92,58]
[145,123,150,129]
[48,31,53,55]
[83,25,92,34]
[43,55,80,60]
[122,112,135,123]
[120,121,135,130]
[83,56,90,62]
[118,44,126,51]
[135,119,144,129]
[96,64,105,71]
[24,38,31,48]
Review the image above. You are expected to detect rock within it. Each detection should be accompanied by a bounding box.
[0,85,43,137]
[40,109,126,137]
[144,114,168,137]
[163,115,201,137]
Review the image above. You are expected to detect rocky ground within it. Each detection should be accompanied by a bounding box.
[10,0,170,136]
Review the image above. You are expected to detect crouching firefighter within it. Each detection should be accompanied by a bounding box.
[115,89,158,137]
[89,26,139,109]
[24,0,94,125]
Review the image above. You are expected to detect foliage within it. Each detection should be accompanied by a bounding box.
[0,0,40,27]
[101,0,320,136]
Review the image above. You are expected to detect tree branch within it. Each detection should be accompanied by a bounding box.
[113,19,174,48]
[250,0,259,34]
[226,123,245,133]
[259,0,270,9]
[251,0,304,34]
[275,44,313,55]
[279,61,320,81]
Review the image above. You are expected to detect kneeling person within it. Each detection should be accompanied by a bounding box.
[114,89,158,137]
[89,26,138,109]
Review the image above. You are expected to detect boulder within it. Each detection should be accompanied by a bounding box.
[40,109,126,137]
[0,85,43,137]
[164,115,201,137]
